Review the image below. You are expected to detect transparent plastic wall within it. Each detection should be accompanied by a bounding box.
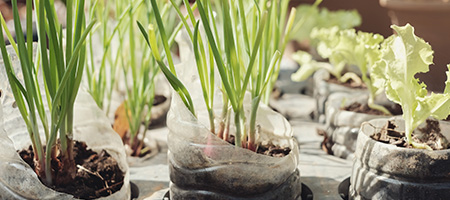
[0,45,130,199]
[166,32,302,199]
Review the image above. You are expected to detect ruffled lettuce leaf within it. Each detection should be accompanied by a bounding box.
[291,50,334,82]
[311,27,385,96]
[310,26,347,79]
[374,24,450,145]
[292,5,361,42]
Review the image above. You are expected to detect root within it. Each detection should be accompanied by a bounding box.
[77,165,111,193]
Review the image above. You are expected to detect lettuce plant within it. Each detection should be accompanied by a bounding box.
[0,0,95,186]
[292,27,391,114]
[139,0,295,151]
[291,1,361,45]
[292,27,359,84]
[374,24,450,149]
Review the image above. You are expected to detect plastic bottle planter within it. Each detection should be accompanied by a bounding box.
[313,69,367,123]
[0,91,130,199]
[379,0,450,92]
[350,118,450,199]
[0,48,130,199]
[111,75,171,166]
[166,95,302,200]
[324,93,398,160]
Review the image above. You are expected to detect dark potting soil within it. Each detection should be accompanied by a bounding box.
[342,102,402,116]
[371,119,450,150]
[327,75,366,89]
[18,141,124,199]
[225,135,291,157]
[153,94,167,106]
[257,144,292,157]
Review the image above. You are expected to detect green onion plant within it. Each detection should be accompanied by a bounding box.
[0,0,95,186]
[139,0,295,151]
[122,0,160,156]
[88,0,181,156]
[85,0,131,115]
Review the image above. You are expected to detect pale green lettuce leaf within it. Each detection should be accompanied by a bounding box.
[311,27,348,79]
[372,60,388,96]
[414,93,450,128]
[291,50,334,82]
[291,51,317,82]
[311,27,384,96]
[292,5,361,42]
[292,5,321,41]
[312,26,340,59]
[311,27,384,74]
[375,24,450,145]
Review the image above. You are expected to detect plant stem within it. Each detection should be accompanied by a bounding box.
[217,93,229,139]
[339,72,362,86]
[365,77,392,115]
[248,96,261,152]
[234,110,242,148]
[404,109,413,145]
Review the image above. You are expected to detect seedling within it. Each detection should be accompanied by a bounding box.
[374,24,450,149]
[292,28,391,115]
[0,0,95,186]
[139,0,295,151]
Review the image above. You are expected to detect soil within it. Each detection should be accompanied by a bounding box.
[327,75,366,89]
[153,94,167,106]
[18,141,124,199]
[113,94,167,157]
[122,132,152,157]
[371,119,450,150]
[225,135,291,157]
[257,144,292,157]
[343,102,402,116]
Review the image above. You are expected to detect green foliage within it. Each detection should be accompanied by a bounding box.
[0,0,95,185]
[292,27,391,114]
[290,50,334,81]
[86,0,131,115]
[374,24,450,149]
[86,0,181,156]
[141,0,294,150]
[291,3,361,44]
